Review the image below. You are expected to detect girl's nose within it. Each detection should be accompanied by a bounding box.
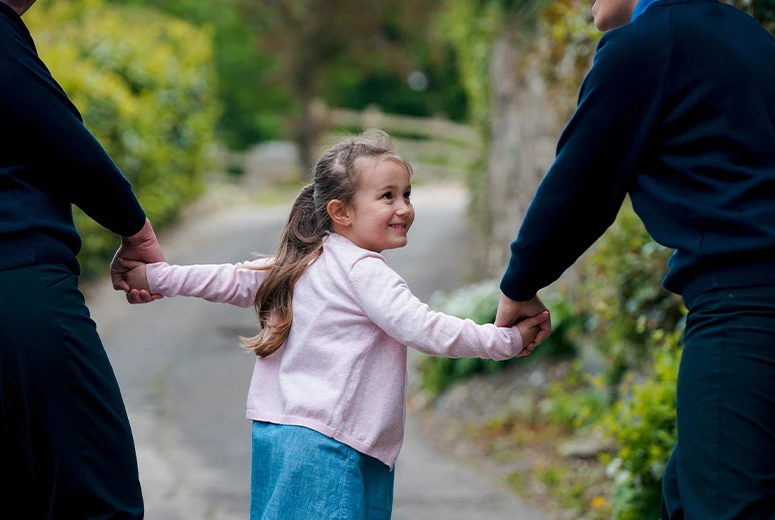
[396,202,410,216]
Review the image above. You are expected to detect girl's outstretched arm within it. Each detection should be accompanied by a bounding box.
[144,258,272,308]
[349,256,543,360]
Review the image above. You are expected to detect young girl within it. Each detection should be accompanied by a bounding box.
[121,129,549,520]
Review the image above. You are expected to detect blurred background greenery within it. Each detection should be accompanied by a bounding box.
[24,0,775,517]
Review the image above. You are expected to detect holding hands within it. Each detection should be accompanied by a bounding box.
[110,217,161,304]
[496,293,552,357]
[514,310,551,356]
[118,259,150,293]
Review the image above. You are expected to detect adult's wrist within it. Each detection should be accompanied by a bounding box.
[122,218,156,247]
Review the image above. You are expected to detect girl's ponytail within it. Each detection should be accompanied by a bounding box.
[241,183,324,357]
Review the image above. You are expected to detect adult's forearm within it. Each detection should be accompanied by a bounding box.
[1,30,146,236]
[65,147,147,237]
[499,30,668,300]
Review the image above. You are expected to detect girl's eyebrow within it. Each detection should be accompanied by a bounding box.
[377,183,412,192]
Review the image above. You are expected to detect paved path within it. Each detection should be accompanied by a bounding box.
[85,182,545,519]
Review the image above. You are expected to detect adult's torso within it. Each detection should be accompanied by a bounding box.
[0,4,83,275]
[624,0,775,297]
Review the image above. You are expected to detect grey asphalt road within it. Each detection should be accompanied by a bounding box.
[85,182,545,520]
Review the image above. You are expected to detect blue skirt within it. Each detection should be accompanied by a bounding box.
[250,421,394,520]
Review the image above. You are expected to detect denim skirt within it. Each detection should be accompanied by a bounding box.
[250,421,394,520]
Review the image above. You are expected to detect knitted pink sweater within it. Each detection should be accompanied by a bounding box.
[146,233,525,468]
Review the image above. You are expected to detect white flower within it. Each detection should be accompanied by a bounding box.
[650,461,666,480]
[606,457,623,479]
[615,469,632,486]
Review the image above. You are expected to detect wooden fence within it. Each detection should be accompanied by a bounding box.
[212,101,481,185]
[313,100,481,182]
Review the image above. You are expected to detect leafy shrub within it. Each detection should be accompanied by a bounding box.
[572,198,685,389]
[26,0,220,279]
[599,330,683,520]
[538,361,608,433]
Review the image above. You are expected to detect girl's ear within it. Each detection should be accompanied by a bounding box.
[327,199,351,227]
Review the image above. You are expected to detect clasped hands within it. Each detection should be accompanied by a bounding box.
[109,218,163,304]
[495,293,552,357]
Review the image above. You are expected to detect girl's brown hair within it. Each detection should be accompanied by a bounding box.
[241,129,412,357]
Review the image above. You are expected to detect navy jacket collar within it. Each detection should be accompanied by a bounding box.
[632,0,718,21]
[631,0,667,21]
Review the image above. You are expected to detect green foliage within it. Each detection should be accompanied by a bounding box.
[319,51,469,122]
[235,0,471,173]
[436,0,501,139]
[599,331,683,520]
[727,0,775,33]
[537,0,600,120]
[112,0,291,149]
[572,198,685,388]
[436,0,503,243]
[538,361,608,433]
[418,279,580,395]
[27,0,220,279]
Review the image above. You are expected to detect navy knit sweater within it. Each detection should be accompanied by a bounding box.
[500,0,775,302]
[0,3,145,276]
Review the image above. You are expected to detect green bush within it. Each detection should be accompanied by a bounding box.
[572,198,685,389]
[111,0,292,150]
[538,361,608,433]
[26,0,220,279]
[599,330,683,520]
[496,199,687,518]
[418,279,580,395]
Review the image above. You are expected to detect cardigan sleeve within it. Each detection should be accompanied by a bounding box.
[499,28,669,301]
[349,255,524,359]
[146,258,272,308]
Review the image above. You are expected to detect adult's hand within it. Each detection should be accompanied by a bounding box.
[110,218,165,304]
[495,293,552,356]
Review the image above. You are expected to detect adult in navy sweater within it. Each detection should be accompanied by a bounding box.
[1,0,165,517]
[495,0,775,518]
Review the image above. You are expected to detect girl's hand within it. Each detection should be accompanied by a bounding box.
[515,311,550,357]
[119,258,150,292]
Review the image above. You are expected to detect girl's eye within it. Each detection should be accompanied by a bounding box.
[404,192,411,200]
[382,192,393,200]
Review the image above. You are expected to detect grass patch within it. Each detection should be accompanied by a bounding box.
[449,361,615,519]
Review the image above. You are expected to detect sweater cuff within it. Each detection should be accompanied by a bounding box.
[499,266,536,302]
[115,204,147,238]
[146,262,168,295]
[509,326,524,356]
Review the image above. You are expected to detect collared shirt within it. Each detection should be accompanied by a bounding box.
[631,0,664,21]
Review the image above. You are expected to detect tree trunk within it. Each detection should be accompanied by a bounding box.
[486,19,561,277]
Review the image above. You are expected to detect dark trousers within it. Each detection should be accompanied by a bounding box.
[0,264,143,519]
[662,285,775,520]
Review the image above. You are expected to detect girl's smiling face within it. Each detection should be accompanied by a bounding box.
[331,157,414,253]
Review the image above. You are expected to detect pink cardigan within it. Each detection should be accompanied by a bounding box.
[146,233,525,468]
